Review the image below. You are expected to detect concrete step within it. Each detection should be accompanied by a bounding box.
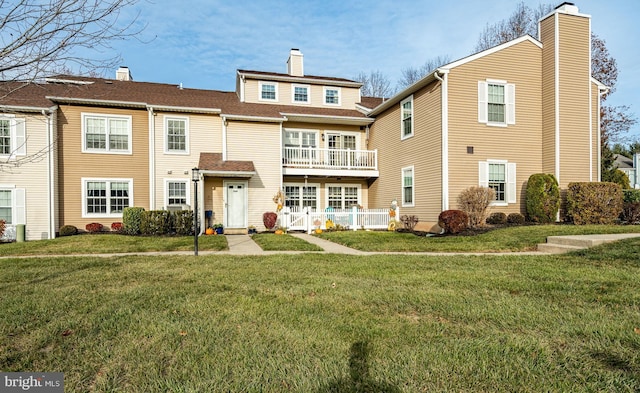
[537,243,586,254]
[223,228,248,235]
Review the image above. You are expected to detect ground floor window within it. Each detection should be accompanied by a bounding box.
[284,184,318,209]
[83,179,132,217]
[402,166,414,207]
[0,190,12,223]
[327,185,360,209]
[166,180,188,206]
[479,160,516,205]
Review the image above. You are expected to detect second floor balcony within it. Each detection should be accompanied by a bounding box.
[282,146,379,178]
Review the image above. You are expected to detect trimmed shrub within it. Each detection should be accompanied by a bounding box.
[140,210,172,235]
[507,212,526,225]
[0,219,5,238]
[526,173,560,224]
[608,169,631,190]
[173,210,194,236]
[486,212,507,225]
[59,225,78,237]
[623,189,640,203]
[438,210,469,234]
[457,186,495,228]
[263,212,277,230]
[566,182,623,225]
[110,222,124,233]
[85,222,103,233]
[123,207,145,235]
[400,215,419,231]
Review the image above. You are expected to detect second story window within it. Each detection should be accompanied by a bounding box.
[82,113,132,154]
[0,116,26,157]
[324,87,340,105]
[293,85,310,103]
[260,81,278,101]
[165,116,189,154]
[478,80,515,126]
[401,96,414,139]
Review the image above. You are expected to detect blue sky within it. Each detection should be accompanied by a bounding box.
[111,0,639,140]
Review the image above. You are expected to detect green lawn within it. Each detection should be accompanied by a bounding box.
[251,233,323,251]
[318,224,640,252]
[1,239,639,392]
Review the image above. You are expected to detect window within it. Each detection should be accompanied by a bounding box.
[83,179,132,217]
[0,190,12,224]
[327,185,360,209]
[401,96,414,139]
[82,114,132,154]
[402,166,414,207]
[165,117,189,153]
[292,84,310,103]
[284,184,318,210]
[0,188,25,225]
[478,81,515,126]
[324,87,340,105]
[479,161,516,205]
[259,81,278,101]
[166,180,189,206]
[0,116,26,157]
[284,129,318,163]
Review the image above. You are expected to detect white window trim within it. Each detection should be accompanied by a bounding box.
[283,182,320,209]
[323,86,341,106]
[478,160,516,206]
[259,81,278,102]
[478,79,515,127]
[291,84,311,104]
[163,115,190,155]
[325,184,362,209]
[0,185,25,225]
[0,115,26,158]
[400,95,414,140]
[324,131,360,150]
[81,113,133,155]
[164,178,191,208]
[401,166,415,207]
[81,178,134,218]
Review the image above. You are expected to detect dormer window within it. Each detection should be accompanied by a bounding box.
[292,84,310,103]
[324,87,340,105]
[259,81,278,101]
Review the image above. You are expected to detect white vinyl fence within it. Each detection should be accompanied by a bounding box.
[280,206,396,233]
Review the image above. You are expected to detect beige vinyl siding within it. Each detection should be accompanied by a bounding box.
[224,121,281,229]
[243,78,360,109]
[154,112,222,209]
[447,39,542,216]
[557,13,592,187]
[57,105,149,230]
[540,14,557,176]
[0,113,53,239]
[369,80,442,222]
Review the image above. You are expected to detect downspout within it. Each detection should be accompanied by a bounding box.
[44,106,58,239]
[222,116,228,161]
[597,87,610,182]
[434,70,449,212]
[148,106,156,210]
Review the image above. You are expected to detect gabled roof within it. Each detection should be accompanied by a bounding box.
[615,154,634,169]
[368,35,543,116]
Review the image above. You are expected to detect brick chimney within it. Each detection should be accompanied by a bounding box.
[287,49,304,77]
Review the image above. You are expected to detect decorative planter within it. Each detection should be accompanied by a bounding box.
[248,228,257,234]
[215,227,224,235]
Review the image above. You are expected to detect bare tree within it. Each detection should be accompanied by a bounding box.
[474,2,554,52]
[0,0,145,83]
[397,55,451,90]
[354,70,393,98]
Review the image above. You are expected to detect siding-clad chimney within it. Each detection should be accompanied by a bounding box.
[287,49,304,77]
[116,66,132,81]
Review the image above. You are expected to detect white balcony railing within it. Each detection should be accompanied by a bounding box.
[283,147,378,171]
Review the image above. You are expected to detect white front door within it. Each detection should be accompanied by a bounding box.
[224,181,247,228]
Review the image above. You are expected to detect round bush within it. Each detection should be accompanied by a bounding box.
[59,225,78,237]
[438,210,469,234]
[486,212,507,225]
[526,173,560,224]
[507,212,526,225]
